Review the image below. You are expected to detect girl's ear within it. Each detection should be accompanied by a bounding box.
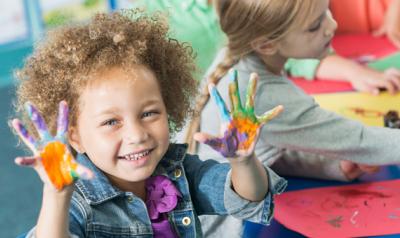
[250,37,279,55]
[68,127,84,154]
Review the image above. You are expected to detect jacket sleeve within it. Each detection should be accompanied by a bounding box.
[183,154,287,225]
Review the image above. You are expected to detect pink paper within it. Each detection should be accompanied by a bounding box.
[274,180,400,238]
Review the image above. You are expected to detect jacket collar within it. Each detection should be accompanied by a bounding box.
[75,143,188,205]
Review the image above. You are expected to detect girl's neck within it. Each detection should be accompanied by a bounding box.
[108,174,147,200]
[257,52,288,76]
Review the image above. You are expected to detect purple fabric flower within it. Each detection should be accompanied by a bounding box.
[146,175,182,238]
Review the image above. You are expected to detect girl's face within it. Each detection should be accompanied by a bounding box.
[277,0,337,59]
[69,66,170,189]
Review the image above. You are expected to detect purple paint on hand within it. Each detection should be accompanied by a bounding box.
[25,102,51,141]
[56,101,69,141]
[204,126,245,157]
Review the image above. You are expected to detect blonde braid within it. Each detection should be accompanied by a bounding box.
[185,50,239,153]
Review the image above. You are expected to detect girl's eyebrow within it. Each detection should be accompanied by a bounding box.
[94,108,120,117]
[93,99,162,117]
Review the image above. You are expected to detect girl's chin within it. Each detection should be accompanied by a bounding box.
[313,48,331,60]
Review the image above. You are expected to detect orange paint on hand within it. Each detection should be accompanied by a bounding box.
[40,141,76,190]
[232,118,259,150]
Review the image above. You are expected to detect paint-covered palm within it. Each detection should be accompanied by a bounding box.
[195,70,283,158]
[11,101,93,190]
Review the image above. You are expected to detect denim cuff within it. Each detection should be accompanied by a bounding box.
[223,166,287,225]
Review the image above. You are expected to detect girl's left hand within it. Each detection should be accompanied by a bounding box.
[194,70,283,160]
[340,160,380,181]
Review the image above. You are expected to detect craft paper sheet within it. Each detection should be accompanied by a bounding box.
[274,180,400,237]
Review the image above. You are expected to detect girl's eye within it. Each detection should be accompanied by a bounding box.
[142,111,158,118]
[309,21,321,32]
[102,119,119,126]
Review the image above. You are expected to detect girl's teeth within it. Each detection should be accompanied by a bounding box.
[123,150,150,160]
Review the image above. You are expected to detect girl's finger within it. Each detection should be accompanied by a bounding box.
[11,119,38,154]
[388,32,400,49]
[257,105,284,124]
[15,156,39,167]
[228,69,243,114]
[25,102,52,141]
[209,83,231,124]
[371,78,396,94]
[387,76,400,92]
[358,165,380,174]
[193,132,217,144]
[245,73,258,112]
[56,101,69,142]
[194,132,223,151]
[194,131,237,158]
[384,68,400,78]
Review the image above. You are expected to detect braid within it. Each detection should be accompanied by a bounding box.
[185,50,239,153]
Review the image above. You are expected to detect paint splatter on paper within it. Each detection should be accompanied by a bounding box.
[275,180,400,237]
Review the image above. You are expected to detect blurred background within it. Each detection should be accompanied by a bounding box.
[0,1,136,237]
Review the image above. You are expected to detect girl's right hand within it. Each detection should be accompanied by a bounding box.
[349,67,400,95]
[11,101,93,191]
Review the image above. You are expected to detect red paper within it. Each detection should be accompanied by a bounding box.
[332,34,397,59]
[291,34,398,94]
[274,180,400,238]
[290,77,353,94]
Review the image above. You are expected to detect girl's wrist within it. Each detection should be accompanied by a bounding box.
[43,183,74,198]
[229,153,256,166]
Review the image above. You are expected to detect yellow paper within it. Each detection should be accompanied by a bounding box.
[313,92,400,127]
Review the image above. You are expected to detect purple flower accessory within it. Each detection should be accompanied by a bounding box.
[146,175,182,238]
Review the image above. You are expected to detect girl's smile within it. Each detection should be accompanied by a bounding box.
[118,148,155,168]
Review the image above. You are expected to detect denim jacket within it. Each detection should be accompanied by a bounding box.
[26,143,287,237]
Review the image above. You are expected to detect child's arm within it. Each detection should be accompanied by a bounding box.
[11,101,92,237]
[374,0,400,48]
[194,70,283,201]
[285,55,400,95]
[35,185,73,238]
[272,150,379,181]
[316,54,400,95]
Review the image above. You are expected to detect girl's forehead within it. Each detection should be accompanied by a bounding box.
[85,65,157,87]
[288,0,329,32]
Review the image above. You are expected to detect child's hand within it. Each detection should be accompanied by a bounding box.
[11,101,93,190]
[349,67,400,95]
[194,70,283,160]
[373,0,400,48]
[340,160,380,180]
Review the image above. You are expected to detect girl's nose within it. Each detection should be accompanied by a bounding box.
[125,121,149,144]
[324,10,338,37]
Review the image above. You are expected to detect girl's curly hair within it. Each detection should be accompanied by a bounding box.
[14,9,197,142]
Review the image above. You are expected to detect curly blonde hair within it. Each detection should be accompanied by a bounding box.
[14,10,197,143]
